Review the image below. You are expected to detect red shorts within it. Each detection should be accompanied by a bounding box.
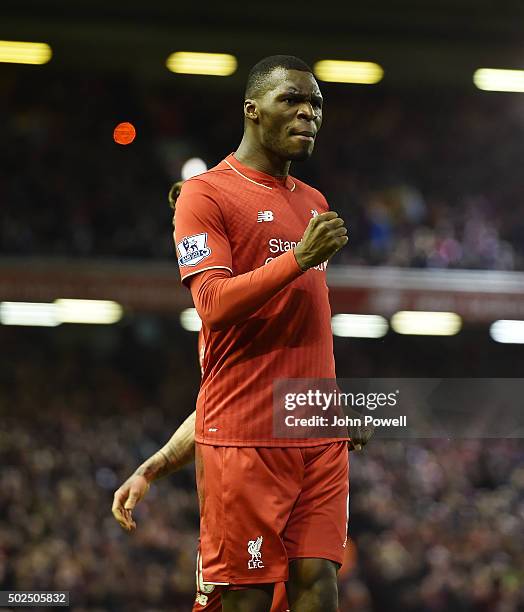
[195,441,349,586]
[193,582,288,611]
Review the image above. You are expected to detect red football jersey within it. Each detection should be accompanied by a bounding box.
[175,153,342,446]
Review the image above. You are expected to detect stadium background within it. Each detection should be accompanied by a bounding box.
[1,1,524,610]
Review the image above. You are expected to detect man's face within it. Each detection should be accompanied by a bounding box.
[249,68,323,162]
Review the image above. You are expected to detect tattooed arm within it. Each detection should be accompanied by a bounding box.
[111,410,196,531]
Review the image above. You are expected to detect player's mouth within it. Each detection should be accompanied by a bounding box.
[290,129,315,142]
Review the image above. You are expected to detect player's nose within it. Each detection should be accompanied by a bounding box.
[297,101,315,120]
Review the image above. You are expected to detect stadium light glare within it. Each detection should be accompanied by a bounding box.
[490,320,524,344]
[0,302,59,327]
[0,300,123,326]
[180,308,202,332]
[181,157,208,180]
[54,299,123,324]
[391,311,462,336]
[0,40,52,65]
[166,52,237,76]
[313,60,383,84]
[331,314,388,338]
[473,68,524,92]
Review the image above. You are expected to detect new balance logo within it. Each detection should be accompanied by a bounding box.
[195,593,208,606]
[311,209,319,217]
[247,536,264,569]
[257,211,274,222]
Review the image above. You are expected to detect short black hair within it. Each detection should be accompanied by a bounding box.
[245,55,313,99]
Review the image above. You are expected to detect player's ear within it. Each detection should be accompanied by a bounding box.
[244,99,259,123]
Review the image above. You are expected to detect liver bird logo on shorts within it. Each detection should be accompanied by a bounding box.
[247,536,264,569]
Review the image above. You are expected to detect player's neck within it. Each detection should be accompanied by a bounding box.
[234,139,291,179]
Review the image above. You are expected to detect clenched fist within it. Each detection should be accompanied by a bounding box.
[294,211,348,271]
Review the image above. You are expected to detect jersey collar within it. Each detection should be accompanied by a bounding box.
[224,153,296,192]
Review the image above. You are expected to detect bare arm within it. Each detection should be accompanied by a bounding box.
[135,410,196,482]
[112,411,196,531]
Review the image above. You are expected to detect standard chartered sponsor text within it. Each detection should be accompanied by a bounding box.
[265,238,327,270]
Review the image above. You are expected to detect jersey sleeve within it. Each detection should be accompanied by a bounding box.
[188,249,303,331]
[173,179,233,285]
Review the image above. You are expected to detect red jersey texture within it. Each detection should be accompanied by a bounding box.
[189,251,302,331]
[175,153,342,446]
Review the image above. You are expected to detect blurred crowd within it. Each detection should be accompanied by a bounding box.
[350,439,524,612]
[1,327,523,611]
[1,70,524,269]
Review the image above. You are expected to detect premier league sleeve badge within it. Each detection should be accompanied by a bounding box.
[177,233,212,267]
